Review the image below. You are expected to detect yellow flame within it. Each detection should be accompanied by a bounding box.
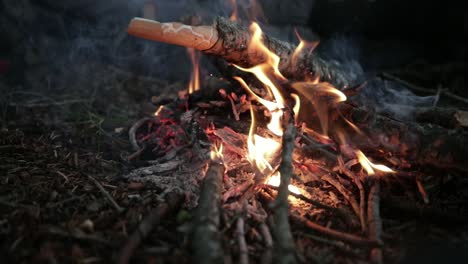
[266,172,301,195]
[187,48,200,94]
[291,93,301,123]
[210,144,224,160]
[356,150,395,175]
[246,107,281,173]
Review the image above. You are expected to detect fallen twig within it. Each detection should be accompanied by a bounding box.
[291,214,381,247]
[381,72,468,105]
[367,177,383,264]
[86,174,124,213]
[259,222,273,264]
[321,173,360,219]
[237,212,249,264]
[192,154,225,264]
[129,117,151,151]
[273,122,298,264]
[118,192,184,264]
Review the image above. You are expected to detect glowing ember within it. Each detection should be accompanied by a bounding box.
[187,48,200,94]
[356,150,395,175]
[266,173,301,195]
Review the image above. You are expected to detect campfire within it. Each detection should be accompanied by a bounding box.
[118,11,468,264]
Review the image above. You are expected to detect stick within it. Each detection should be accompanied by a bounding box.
[321,174,360,219]
[118,192,184,264]
[127,17,353,88]
[335,102,468,172]
[381,72,468,105]
[129,117,151,151]
[367,177,383,264]
[237,216,249,264]
[259,222,273,264]
[273,122,298,264]
[192,155,225,264]
[291,214,381,247]
[86,174,124,213]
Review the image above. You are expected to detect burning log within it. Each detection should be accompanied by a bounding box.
[127,17,353,89]
[191,151,225,264]
[336,103,468,172]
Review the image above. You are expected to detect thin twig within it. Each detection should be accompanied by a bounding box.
[129,117,152,151]
[237,212,249,264]
[86,174,124,213]
[367,177,383,264]
[339,158,367,234]
[263,185,353,222]
[273,121,298,264]
[259,222,273,264]
[192,156,225,264]
[381,72,468,105]
[118,192,184,264]
[291,214,381,247]
[322,174,360,219]
[415,176,429,204]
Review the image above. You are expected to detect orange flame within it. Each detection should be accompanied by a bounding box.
[356,150,395,175]
[187,48,200,94]
[246,107,281,174]
[291,30,319,66]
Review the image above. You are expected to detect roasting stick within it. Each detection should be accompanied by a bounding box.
[127,17,352,88]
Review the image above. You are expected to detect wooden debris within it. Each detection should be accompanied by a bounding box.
[118,192,184,264]
[273,122,298,264]
[367,177,383,264]
[191,154,225,264]
[127,17,353,88]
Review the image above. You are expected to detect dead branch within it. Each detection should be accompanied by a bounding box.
[291,214,381,247]
[237,214,249,264]
[273,122,298,264]
[192,156,225,264]
[118,192,184,264]
[367,177,383,264]
[259,222,273,264]
[127,17,353,88]
[335,103,468,172]
[381,72,468,105]
[86,174,124,213]
[321,174,360,219]
[129,117,152,151]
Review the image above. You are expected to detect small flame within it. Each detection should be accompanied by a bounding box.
[246,107,281,173]
[291,30,319,66]
[291,93,301,123]
[187,48,200,94]
[356,150,395,175]
[211,144,224,160]
[154,105,164,116]
[266,172,301,195]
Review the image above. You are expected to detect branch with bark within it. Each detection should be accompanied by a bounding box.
[127,17,353,89]
[191,156,225,264]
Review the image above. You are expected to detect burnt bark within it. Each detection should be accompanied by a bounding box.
[205,17,354,89]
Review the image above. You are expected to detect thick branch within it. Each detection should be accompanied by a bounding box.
[367,178,383,264]
[273,123,297,264]
[127,17,353,88]
[192,157,225,264]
